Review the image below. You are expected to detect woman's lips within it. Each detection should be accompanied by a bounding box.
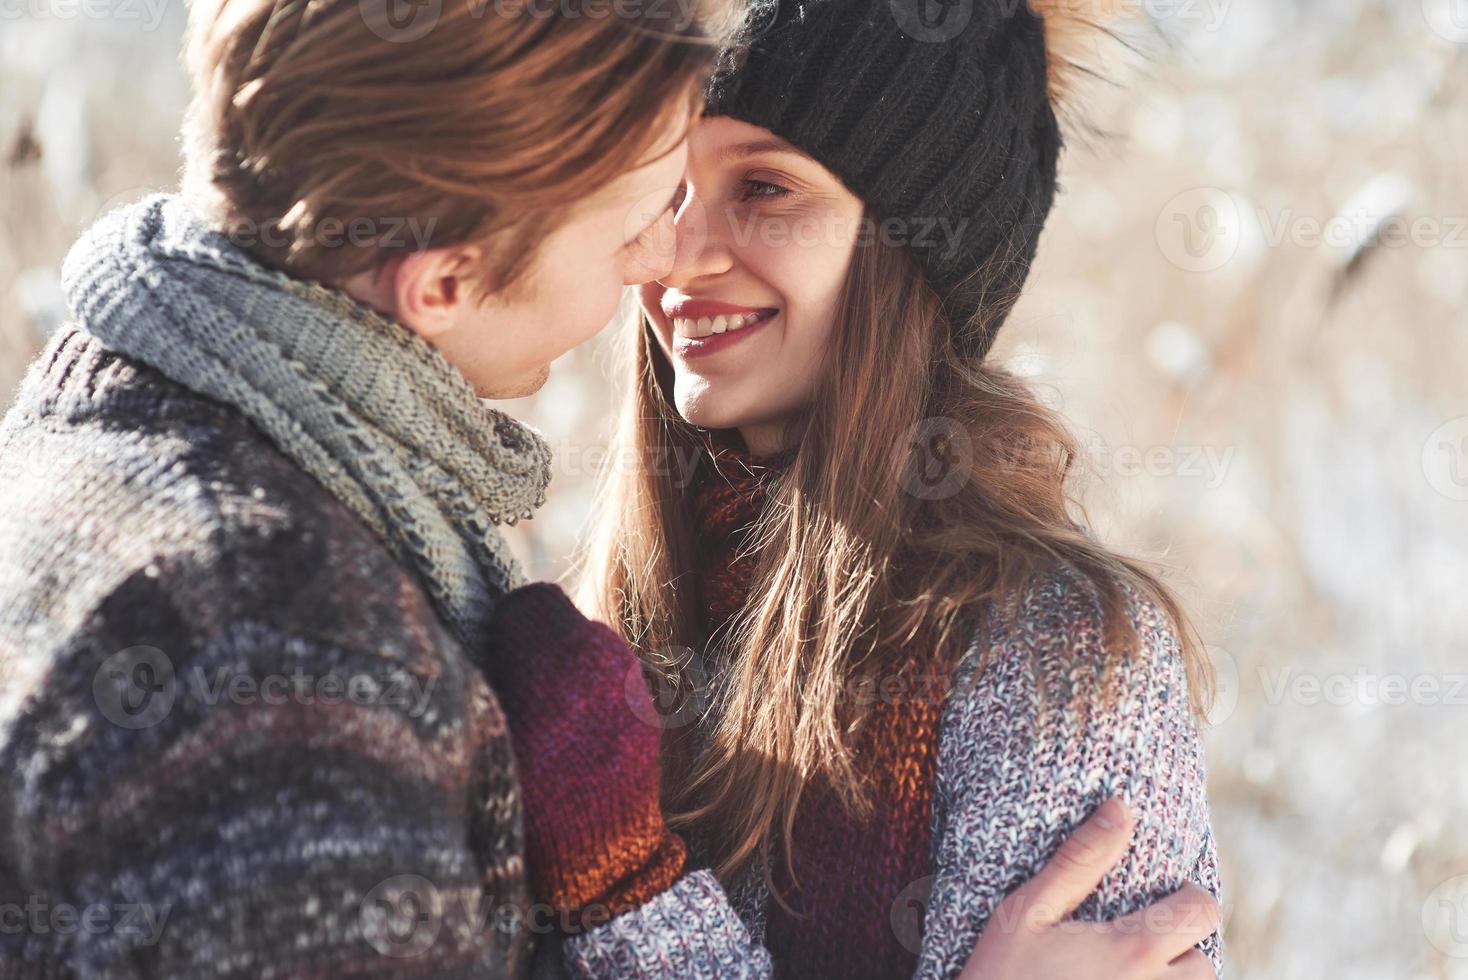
[669,309,777,358]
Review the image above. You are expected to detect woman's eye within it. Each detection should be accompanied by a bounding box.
[737,178,790,203]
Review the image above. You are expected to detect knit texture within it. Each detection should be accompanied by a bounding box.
[690,436,793,635]
[687,445,946,978]
[0,329,532,978]
[59,193,553,653]
[477,584,688,931]
[706,0,1061,352]
[562,450,1224,977]
[0,197,555,978]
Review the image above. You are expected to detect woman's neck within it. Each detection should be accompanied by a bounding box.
[738,420,795,457]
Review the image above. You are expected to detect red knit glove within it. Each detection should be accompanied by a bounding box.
[479,583,686,932]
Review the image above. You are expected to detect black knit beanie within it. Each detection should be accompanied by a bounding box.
[705,0,1062,358]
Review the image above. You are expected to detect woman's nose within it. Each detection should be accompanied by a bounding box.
[659,191,733,289]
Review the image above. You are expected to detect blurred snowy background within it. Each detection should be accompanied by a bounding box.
[3,1,1467,975]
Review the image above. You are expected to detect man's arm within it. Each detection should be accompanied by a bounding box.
[2,567,527,979]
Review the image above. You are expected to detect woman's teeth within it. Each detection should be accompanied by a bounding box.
[672,311,766,339]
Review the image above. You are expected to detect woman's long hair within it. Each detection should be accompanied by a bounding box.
[576,224,1214,888]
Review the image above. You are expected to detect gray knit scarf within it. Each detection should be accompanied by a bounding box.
[60,193,552,652]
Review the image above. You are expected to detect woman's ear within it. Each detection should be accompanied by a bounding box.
[392,246,487,340]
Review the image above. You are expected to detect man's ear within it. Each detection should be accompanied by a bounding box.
[392,246,487,339]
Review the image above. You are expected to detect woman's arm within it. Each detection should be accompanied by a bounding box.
[913,566,1225,979]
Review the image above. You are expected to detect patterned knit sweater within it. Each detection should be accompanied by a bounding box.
[560,450,1225,978]
[0,198,552,978]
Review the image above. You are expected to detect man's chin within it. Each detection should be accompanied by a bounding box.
[477,366,551,401]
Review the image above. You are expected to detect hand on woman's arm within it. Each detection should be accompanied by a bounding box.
[913,569,1225,980]
[960,798,1221,980]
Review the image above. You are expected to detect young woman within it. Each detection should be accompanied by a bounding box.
[568,0,1224,976]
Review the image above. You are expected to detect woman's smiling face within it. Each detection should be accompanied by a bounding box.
[640,116,865,454]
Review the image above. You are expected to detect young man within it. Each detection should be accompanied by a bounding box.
[0,0,1219,976]
[0,0,716,976]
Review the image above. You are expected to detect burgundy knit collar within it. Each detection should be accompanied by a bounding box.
[693,434,792,523]
[688,432,794,636]
[685,434,945,980]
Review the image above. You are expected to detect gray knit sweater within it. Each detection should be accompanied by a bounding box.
[556,568,1226,978]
